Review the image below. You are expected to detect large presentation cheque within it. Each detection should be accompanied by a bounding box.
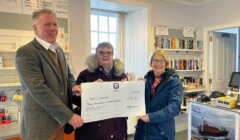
[81,81,146,123]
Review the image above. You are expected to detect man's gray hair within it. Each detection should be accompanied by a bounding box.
[32,8,56,24]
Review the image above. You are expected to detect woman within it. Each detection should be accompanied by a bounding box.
[73,42,128,140]
[134,49,183,140]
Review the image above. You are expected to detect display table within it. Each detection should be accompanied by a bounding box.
[188,101,240,140]
[0,122,20,139]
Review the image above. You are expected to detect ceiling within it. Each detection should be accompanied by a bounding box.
[162,0,217,6]
[90,0,218,13]
[91,0,142,13]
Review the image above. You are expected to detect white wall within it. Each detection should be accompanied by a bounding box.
[68,0,91,76]
[151,0,240,28]
[194,0,240,30]
[151,0,195,28]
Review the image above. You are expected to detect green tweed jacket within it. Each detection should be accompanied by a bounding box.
[15,38,76,140]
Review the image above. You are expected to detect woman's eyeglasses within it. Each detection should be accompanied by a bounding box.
[152,59,165,64]
[97,51,113,56]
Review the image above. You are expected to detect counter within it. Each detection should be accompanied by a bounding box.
[188,101,240,140]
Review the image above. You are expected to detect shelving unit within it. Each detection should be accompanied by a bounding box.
[154,27,205,112]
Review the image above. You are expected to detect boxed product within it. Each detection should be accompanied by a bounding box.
[217,96,237,109]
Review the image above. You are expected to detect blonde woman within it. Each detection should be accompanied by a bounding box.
[134,49,183,140]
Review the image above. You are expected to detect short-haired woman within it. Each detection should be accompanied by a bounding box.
[72,42,128,140]
[134,49,183,140]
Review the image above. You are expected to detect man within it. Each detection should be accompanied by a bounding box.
[15,8,84,140]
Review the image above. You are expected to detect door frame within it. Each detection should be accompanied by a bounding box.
[203,23,240,95]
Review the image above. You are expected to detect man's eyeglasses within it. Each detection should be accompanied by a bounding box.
[152,59,165,64]
[97,51,113,56]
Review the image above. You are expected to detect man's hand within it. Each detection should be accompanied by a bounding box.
[68,114,84,129]
[140,114,150,123]
[72,85,81,96]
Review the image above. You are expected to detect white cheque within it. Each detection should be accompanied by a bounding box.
[81,81,146,123]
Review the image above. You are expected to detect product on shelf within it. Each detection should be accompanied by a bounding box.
[0,56,3,67]
[12,90,23,103]
[0,95,6,102]
[0,91,6,102]
[2,115,11,124]
[0,108,5,117]
[217,97,237,109]
[169,58,202,70]
[0,108,12,124]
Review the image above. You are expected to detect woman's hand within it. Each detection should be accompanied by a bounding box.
[121,78,128,82]
[138,77,146,82]
[94,79,104,82]
[140,114,150,123]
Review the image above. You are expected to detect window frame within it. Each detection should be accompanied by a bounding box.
[90,9,120,58]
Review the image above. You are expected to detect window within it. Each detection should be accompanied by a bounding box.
[91,10,119,57]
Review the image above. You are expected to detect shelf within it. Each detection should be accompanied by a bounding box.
[184,88,206,93]
[63,50,71,53]
[162,49,203,52]
[0,67,16,70]
[0,83,20,88]
[0,100,18,107]
[0,122,20,139]
[0,49,17,53]
[176,70,204,72]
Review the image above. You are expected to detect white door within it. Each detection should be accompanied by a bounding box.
[210,32,236,93]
